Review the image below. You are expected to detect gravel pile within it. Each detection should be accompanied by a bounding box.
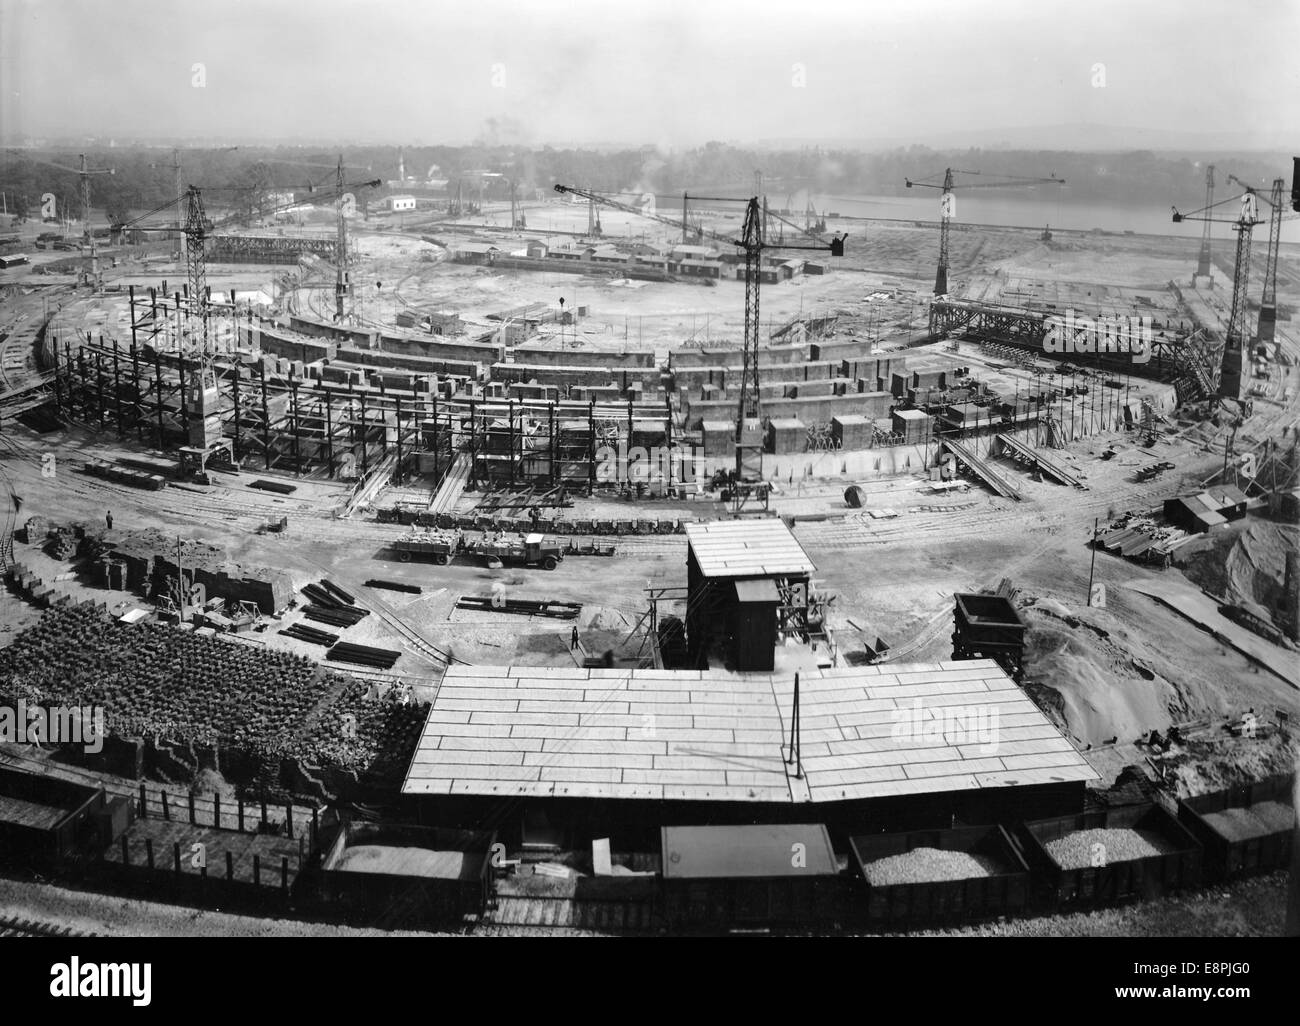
[864,847,1006,885]
[1045,827,1176,869]
[1202,801,1295,843]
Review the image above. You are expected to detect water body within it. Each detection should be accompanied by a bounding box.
[660,188,1300,246]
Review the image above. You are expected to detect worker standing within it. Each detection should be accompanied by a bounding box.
[105,510,114,530]
[12,494,21,515]
[570,626,580,651]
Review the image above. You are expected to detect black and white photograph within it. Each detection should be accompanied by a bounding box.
[0,0,1296,993]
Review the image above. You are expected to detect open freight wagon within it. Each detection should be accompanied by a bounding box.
[659,824,847,931]
[848,824,1031,927]
[317,821,497,928]
[1177,773,1296,880]
[1016,803,1202,908]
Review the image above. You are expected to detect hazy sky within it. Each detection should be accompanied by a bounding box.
[3,0,1297,148]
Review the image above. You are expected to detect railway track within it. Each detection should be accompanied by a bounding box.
[0,914,99,938]
[475,894,659,935]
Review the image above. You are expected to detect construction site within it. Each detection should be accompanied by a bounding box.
[1,135,1299,939]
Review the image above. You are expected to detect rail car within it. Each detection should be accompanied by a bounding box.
[1,763,1291,934]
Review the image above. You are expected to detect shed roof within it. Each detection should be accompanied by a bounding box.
[684,518,815,579]
[401,660,1097,804]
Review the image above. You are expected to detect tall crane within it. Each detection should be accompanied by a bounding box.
[554,184,845,490]
[149,146,239,247]
[1173,188,1264,403]
[1229,173,1287,344]
[27,154,116,289]
[904,168,1066,295]
[257,155,379,321]
[1196,165,1215,278]
[114,171,377,353]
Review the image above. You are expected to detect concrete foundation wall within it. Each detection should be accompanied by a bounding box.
[379,333,505,365]
[493,362,661,391]
[670,342,810,367]
[511,346,656,369]
[685,390,895,428]
[338,346,483,380]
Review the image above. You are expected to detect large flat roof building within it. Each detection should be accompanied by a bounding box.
[402,660,1096,840]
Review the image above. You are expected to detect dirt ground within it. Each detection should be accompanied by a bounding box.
[2,205,1299,938]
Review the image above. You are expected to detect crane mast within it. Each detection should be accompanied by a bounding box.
[1197,165,1215,278]
[183,186,211,356]
[936,168,954,295]
[1258,177,1285,343]
[553,183,844,490]
[335,155,349,322]
[1221,191,1262,401]
[737,198,764,480]
[905,167,1064,296]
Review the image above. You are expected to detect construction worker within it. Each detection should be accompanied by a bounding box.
[570,626,580,650]
[105,510,114,530]
[11,494,21,515]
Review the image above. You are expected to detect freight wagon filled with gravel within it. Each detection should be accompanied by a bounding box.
[1016,803,1202,909]
[848,824,1031,927]
[1177,773,1295,881]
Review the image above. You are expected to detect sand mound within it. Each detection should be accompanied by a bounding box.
[1023,611,1173,744]
[1176,521,1296,615]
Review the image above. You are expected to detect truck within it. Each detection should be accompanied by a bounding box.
[391,529,461,565]
[467,531,564,570]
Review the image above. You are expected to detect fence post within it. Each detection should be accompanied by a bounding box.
[281,856,289,900]
[254,854,261,887]
[120,835,130,865]
[311,807,319,850]
[145,838,154,870]
[161,790,170,821]
[226,850,234,882]
[214,792,221,829]
[286,802,293,839]
[260,796,268,830]
[188,792,196,825]
[173,842,182,879]
[139,783,148,818]
[238,797,245,833]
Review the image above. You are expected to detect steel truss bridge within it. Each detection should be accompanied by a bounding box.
[928,297,1222,401]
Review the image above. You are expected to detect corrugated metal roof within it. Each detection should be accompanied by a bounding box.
[684,518,816,579]
[401,661,1096,804]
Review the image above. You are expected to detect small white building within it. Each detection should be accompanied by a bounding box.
[388,195,417,213]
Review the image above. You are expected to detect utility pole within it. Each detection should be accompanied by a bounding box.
[176,535,186,622]
[1086,518,1099,605]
